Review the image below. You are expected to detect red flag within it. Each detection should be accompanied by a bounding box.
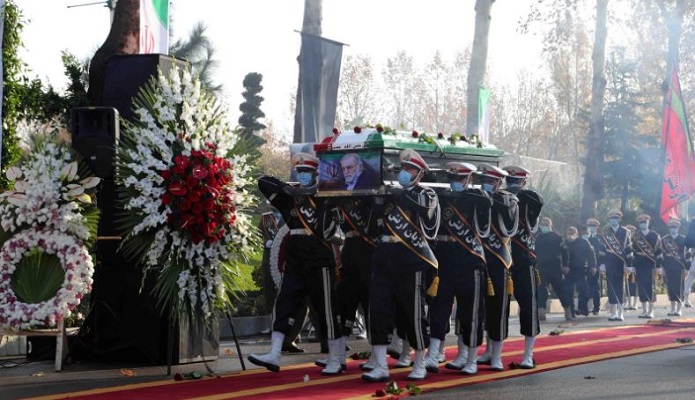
[660,64,695,223]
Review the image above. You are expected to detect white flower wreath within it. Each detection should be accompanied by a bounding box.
[269,225,289,289]
[0,228,94,331]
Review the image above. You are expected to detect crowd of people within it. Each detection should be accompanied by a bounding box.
[247,148,695,382]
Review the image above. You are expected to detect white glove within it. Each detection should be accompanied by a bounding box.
[265,239,273,248]
[656,268,664,276]
[599,264,606,273]
[627,267,635,274]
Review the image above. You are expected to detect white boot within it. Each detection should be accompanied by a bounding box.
[446,335,468,370]
[668,301,677,316]
[321,338,345,375]
[437,338,447,363]
[360,351,376,371]
[395,339,412,367]
[646,302,654,318]
[424,338,441,373]
[616,304,624,321]
[639,302,649,318]
[461,346,478,375]
[608,303,618,321]
[477,335,492,364]
[361,345,389,382]
[489,340,504,371]
[676,301,683,316]
[387,331,402,359]
[520,336,535,369]
[248,331,284,372]
[407,349,427,380]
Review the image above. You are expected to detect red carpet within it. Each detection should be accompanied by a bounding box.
[29,320,695,400]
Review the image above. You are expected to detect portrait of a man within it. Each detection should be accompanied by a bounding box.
[340,152,380,190]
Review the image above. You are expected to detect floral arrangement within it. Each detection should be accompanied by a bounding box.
[116,65,258,326]
[0,135,99,331]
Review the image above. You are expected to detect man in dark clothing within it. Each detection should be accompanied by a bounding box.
[564,226,597,318]
[660,217,688,316]
[683,217,695,307]
[249,153,343,375]
[586,218,606,315]
[631,214,662,319]
[535,217,569,321]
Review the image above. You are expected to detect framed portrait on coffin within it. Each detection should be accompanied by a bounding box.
[316,148,385,197]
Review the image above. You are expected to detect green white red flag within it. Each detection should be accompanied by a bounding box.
[139,0,169,54]
[659,64,695,223]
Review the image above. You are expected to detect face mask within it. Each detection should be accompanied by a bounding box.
[639,222,649,231]
[609,218,619,228]
[581,234,589,240]
[450,181,465,192]
[398,170,414,187]
[482,183,495,193]
[588,226,597,235]
[297,171,314,187]
[568,234,578,241]
[670,227,679,235]
[540,226,550,234]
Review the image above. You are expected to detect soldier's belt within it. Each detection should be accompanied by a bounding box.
[344,230,360,238]
[377,235,402,243]
[435,235,457,243]
[289,228,311,236]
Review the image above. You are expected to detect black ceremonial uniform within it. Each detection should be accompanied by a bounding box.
[258,176,341,340]
[536,230,570,309]
[587,234,606,314]
[601,226,633,306]
[368,185,440,351]
[661,232,687,303]
[335,197,377,337]
[510,189,543,338]
[482,190,519,342]
[565,237,596,316]
[631,229,662,303]
[430,188,491,347]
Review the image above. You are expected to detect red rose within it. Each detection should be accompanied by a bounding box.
[162,193,173,205]
[354,126,362,133]
[437,132,444,139]
[186,176,199,189]
[160,169,172,179]
[412,130,419,138]
[192,202,204,215]
[168,182,187,196]
[174,155,190,169]
[332,127,340,135]
[376,124,384,133]
[192,165,209,180]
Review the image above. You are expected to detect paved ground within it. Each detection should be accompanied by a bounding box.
[1,300,695,400]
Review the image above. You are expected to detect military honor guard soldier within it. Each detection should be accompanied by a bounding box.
[249,153,344,375]
[476,164,519,371]
[631,214,662,319]
[503,165,543,369]
[424,162,492,376]
[660,217,688,316]
[600,209,633,321]
[362,149,441,382]
[586,218,606,315]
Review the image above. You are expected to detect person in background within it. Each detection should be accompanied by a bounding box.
[503,165,543,369]
[249,153,343,375]
[424,162,491,376]
[683,217,695,307]
[535,217,569,321]
[362,149,440,382]
[631,214,662,319]
[564,225,596,318]
[586,218,606,315]
[476,164,519,372]
[660,217,688,316]
[600,209,633,322]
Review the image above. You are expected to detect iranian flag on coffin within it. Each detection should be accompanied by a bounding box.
[302,127,505,197]
[139,0,169,54]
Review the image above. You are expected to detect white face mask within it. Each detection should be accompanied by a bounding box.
[670,227,679,235]
[588,226,597,236]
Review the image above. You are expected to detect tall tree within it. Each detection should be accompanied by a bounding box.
[336,54,375,128]
[465,0,495,137]
[381,51,416,129]
[238,72,267,161]
[579,0,609,222]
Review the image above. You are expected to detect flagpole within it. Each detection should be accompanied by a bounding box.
[657,65,672,221]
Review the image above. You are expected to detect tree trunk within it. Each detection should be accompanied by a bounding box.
[465,0,494,137]
[87,0,141,106]
[579,0,609,222]
[293,0,322,143]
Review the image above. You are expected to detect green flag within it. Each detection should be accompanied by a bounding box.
[478,85,491,143]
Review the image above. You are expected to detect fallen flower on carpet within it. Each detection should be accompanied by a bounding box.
[549,329,564,336]
[406,382,422,395]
